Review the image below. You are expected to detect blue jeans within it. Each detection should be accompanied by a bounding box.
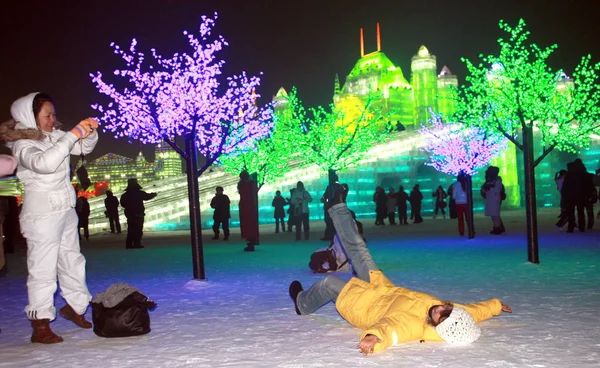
[297,203,378,314]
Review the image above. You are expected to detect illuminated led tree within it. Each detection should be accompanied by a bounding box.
[219,131,287,190]
[90,13,272,279]
[421,109,508,238]
[455,19,600,263]
[421,109,508,176]
[277,87,391,184]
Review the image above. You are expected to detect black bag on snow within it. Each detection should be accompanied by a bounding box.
[309,248,338,273]
[90,283,157,338]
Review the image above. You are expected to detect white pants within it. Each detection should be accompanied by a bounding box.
[20,209,91,320]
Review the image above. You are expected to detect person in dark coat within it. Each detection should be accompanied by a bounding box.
[210,186,231,240]
[432,185,447,219]
[562,159,594,233]
[396,185,409,225]
[373,186,387,225]
[120,178,157,249]
[76,195,90,241]
[481,166,504,234]
[104,190,121,234]
[238,171,259,251]
[409,184,423,224]
[272,190,287,233]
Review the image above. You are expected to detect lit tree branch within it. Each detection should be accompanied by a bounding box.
[275,87,392,173]
[454,19,600,167]
[90,13,273,175]
[421,109,508,176]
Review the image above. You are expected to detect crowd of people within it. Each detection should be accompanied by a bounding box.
[555,158,599,233]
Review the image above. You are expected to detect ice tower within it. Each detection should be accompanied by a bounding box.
[437,65,458,119]
[272,87,289,114]
[411,46,438,126]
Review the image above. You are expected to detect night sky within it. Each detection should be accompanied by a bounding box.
[2,0,599,162]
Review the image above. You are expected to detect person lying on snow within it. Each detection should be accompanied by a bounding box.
[289,184,512,355]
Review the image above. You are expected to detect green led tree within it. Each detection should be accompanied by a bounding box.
[277,87,392,186]
[219,130,287,190]
[454,19,600,263]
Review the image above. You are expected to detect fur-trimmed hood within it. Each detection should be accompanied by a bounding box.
[0,119,44,142]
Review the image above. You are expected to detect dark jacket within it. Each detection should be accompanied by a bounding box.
[396,191,409,208]
[210,194,231,221]
[105,195,120,217]
[272,195,287,218]
[76,196,90,218]
[120,187,157,218]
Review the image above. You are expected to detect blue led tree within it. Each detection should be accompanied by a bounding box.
[90,13,272,279]
[420,109,508,238]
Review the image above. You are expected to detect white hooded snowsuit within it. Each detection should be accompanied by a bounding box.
[10,93,98,320]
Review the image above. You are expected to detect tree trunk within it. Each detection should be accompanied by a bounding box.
[466,175,476,239]
[328,169,337,190]
[522,126,540,263]
[185,133,206,279]
[250,172,260,245]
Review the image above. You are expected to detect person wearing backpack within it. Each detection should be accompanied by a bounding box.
[289,184,512,355]
[290,181,312,241]
[481,166,505,235]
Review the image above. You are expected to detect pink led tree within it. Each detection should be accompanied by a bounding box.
[420,109,508,238]
[90,13,272,280]
[420,109,508,176]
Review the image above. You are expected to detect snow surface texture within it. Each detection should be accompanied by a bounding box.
[1,209,599,367]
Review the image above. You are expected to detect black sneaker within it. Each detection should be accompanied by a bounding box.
[289,281,303,315]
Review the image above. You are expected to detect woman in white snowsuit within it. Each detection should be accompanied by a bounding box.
[5,93,99,344]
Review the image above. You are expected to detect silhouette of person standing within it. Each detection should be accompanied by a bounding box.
[104,190,121,234]
[120,178,157,249]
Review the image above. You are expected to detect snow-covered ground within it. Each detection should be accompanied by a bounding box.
[1,208,599,367]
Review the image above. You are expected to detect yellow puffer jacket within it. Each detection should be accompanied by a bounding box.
[335,270,502,353]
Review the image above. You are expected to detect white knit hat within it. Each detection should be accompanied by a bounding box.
[435,307,481,344]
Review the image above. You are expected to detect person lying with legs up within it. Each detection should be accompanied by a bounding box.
[289,184,512,355]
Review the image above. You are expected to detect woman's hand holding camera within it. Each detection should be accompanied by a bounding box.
[71,118,99,139]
